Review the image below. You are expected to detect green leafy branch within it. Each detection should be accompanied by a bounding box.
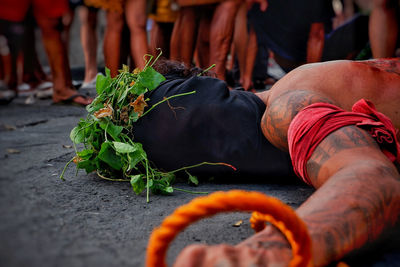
[62,53,235,202]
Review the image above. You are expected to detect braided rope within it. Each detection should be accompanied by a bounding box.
[146,190,313,267]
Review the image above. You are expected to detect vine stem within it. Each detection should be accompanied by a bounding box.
[169,161,237,174]
[173,187,208,195]
[60,157,74,181]
[198,64,216,76]
[146,160,150,203]
[141,91,196,117]
[96,171,130,182]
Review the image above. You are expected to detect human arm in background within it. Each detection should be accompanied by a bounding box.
[307,22,325,63]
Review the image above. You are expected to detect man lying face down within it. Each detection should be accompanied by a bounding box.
[134,60,295,181]
[141,58,400,266]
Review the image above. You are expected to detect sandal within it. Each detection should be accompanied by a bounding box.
[53,93,93,107]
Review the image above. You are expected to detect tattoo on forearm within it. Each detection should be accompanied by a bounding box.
[304,167,400,262]
[300,126,400,263]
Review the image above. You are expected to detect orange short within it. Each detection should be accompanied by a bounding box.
[177,0,222,6]
[84,0,125,13]
[149,0,178,23]
[0,0,68,22]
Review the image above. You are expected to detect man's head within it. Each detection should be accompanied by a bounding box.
[153,59,217,79]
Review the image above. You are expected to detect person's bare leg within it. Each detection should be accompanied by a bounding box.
[170,7,198,66]
[0,35,12,86]
[78,6,98,83]
[232,2,248,86]
[243,27,258,91]
[209,0,240,80]
[104,11,124,77]
[150,21,173,58]
[35,16,91,104]
[125,0,148,69]
[195,9,211,69]
[369,0,398,58]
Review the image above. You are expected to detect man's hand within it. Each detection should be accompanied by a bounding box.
[246,0,268,11]
[173,225,292,267]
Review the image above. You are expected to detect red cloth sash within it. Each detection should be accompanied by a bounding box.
[288,99,400,185]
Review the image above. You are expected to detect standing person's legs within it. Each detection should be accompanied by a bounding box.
[195,8,212,69]
[0,20,24,91]
[369,0,398,58]
[35,15,90,104]
[21,10,52,88]
[232,2,249,87]
[78,5,99,84]
[170,7,199,67]
[150,21,174,58]
[104,10,124,77]
[209,0,240,80]
[125,0,148,69]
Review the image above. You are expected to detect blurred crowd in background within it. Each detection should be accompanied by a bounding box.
[0,0,399,105]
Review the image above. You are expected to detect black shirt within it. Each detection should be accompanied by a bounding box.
[134,75,295,180]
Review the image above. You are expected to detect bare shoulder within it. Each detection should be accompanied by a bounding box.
[261,89,336,151]
[356,58,400,76]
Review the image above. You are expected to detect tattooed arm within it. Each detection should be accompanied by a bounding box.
[173,90,400,266]
[297,125,400,265]
[262,89,400,265]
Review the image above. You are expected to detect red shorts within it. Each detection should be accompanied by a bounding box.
[288,99,400,185]
[0,0,68,22]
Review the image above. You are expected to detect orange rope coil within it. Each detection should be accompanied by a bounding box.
[146,190,313,267]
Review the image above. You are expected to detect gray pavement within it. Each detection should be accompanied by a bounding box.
[0,86,400,267]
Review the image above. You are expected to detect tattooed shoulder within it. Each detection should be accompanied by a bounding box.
[261,90,336,151]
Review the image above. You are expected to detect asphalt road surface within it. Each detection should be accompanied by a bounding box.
[1,88,399,267]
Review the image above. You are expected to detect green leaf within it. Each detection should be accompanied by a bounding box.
[98,142,122,170]
[130,174,145,195]
[77,149,94,159]
[187,172,199,185]
[86,101,104,113]
[99,121,123,141]
[77,159,97,173]
[105,67,111,78]
[129,111,139,123]
[161,172,175,185]
[138,67,166,90]
[70,122,88,144]
[164,186,174,194]
[96,72,111,95]
[132,143,147,158]
[128,150,145,170]
[113,142,136,153]
[75,149,97,173]
[151,180,174,195]
[130,83,147,96]
[117,87,129,103]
